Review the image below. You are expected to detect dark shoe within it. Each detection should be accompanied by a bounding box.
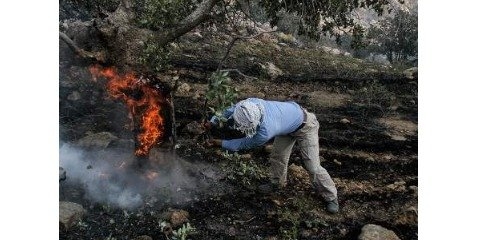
[257,183,279,194]
[326,198,339,214]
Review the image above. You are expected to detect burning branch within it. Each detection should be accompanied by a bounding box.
[89,65,166,157]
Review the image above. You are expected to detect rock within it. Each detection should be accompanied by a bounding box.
[184,121,205,135]
[59,201,86,231]
[257,62,283,80]
[366,53,391,65]
[287,164,312,190]
[403,67,418,80]
[133,236,152,240]
[191,90,202,100]
[169,42,179,49]
[331,48,341,55]
[163,209,190,228]
[271,199,282,206]
[390,135,407,141]
[358,224,401,240]
[75,132,119,149]
[67,91,81,101]
[395,205,418,225]
[340,118,351,124]
[333,159,342,166]
[176,82,191,95]
[277,32,297,44]
[386,180,407,191]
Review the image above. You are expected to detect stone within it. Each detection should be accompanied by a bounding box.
[59,201,86,231]
[358,224,401,240]
[184,121,205,135]
[340,118,351,124]
[330,48,341,55]
[333,159,342,166]
[395,205,418,225]
[386,180,407,191]
[75,132,119,149]
[176,82,191,95]
[287,164,312,190]
[277,32,297,44]
[403,67,418,80]
[256,62,283,80]
[164,209,190,228]
[67,91,81,101]
[169,42,179,49]
[390,135,407,141]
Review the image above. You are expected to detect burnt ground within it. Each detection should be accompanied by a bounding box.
[59,35,417,239]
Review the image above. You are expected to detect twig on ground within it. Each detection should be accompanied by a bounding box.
[59,32,105,62]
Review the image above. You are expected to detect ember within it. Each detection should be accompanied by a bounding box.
[89,65,165,156]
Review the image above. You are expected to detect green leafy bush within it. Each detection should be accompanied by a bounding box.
[139,39,171,72]
[134,0,198,30]
[205,71,238,127]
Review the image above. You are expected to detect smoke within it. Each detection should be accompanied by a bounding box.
[59,143,215,209]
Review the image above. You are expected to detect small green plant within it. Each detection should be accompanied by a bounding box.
[172,222,195,240]
[278,208,300,239]
[352,80,394,116]
[221,150,240,160]
[205,71,238,127]
[221,151,267,187]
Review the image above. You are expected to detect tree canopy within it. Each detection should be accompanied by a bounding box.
[60,0,393,69]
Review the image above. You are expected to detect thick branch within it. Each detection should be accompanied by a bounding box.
[155,0,220,46]
[59,32,105,62]
[216,30,277,71]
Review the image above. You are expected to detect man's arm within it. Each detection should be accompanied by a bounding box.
[209,105,235,126]
[221,132,270,151]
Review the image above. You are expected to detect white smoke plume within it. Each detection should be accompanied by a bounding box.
[59,143,215,209]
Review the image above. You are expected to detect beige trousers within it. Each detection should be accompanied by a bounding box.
[269,110,338,201]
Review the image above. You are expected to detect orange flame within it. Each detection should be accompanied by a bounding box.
[89,65,165,156]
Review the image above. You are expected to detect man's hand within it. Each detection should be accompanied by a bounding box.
[203,121,213,131]
[205,138,222,148]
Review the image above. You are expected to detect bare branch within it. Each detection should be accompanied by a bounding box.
[156,0,220,46]
[217,30,277,71]
[59,32,105,62]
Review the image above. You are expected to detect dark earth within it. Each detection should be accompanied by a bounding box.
[59,27,418,240]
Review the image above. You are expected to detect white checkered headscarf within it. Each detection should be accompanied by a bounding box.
[232,99,264,138]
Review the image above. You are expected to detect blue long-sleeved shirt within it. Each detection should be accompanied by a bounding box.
[210,98,304,151]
